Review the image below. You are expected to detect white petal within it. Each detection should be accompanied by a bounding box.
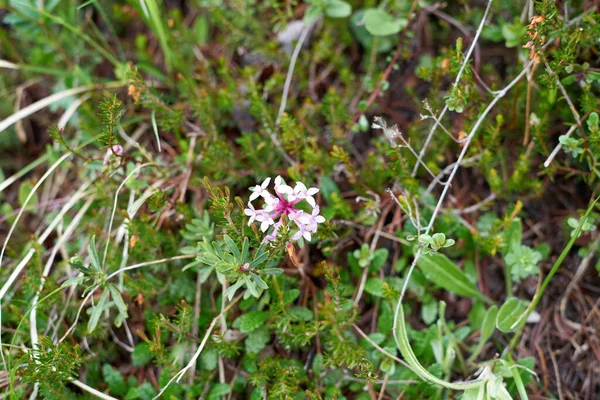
[260,220,270,232]
[315,216,325,223]
[294,182,307,193]
[274,175,284,186]
[244,208,253,216]
[307,188,319,195]
[261,177,271,188]
[303,231,311,241]
[292,231,302,241]
[277,185,293,194]
[306,196,316,208]
[249,192,260,201]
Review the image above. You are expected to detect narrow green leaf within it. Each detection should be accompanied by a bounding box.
[250,273,269,290]
[480,305,498,342]
[107,284,128,318]
[224,235,241,260]
[243,275,259,298]
[89,236,102,272]
[418,253,488,301]
[88,291,109,333]
[224,279,244,301]
[241,237,249,262]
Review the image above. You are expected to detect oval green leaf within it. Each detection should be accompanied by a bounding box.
[364,9,407,37]
[496,297,528,332]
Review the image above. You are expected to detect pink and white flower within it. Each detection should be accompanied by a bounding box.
[103,145,124,165]
[244,176,325,243]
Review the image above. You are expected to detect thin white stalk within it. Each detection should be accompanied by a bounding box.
[0,153,71,269]
[59,289,96,343]
[276,24,310,126]
[0,187,90,302]
[30,197,94,349]
[154,294,243,399]
[543,124,577,168]
[271,23,312,165]
[106,255,197,281]
[0,60,19,69]
[542,61,583,168]
[393,60,534,352]
[70,379,119,400]
[0,154,50,194]
[0,81,124,133]
[0,87,91,133]
[58,95,90,129]
[411,0,493,177]
[101,163,157,270]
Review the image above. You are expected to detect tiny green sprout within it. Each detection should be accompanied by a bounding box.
[413,233,456,254]
[568,216,596,237]
[353,243,374,268]
[559,135,584,157]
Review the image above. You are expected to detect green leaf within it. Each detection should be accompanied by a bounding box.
[18,180,38,209]
[364,8,407,37]
[243,275,259,298]
[479,305,498,344]
[88,291,109,333]
[501,19,526,48]
[89,235,102,272]
[421,300,438,325]
[370,248,388,272]
[319,176,340,204]
[350,9,396,53]
[107,284,128,319]
[324,0,351,18]
[132,343,152,367]
[502,220,522,253]
[587,112,599,131]
[102,364,127,396]
[304,5,322,25]
[364,278,385,297]
[224,279,245,301]
[136,381,157,400]
[261,268,283,275]
[378,300,393,334]
[418,253,487,300]
[289,306,313,321]
[496,297,528,333]
[505,244,541,281]
[224,235,241,260]
[245,326,270,354]
[208,383,230,399]
[235,310,269,333]
[250,273,269,290]
[283,289,300,305]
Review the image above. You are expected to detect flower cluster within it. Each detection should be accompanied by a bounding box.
[244,176,325,242]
